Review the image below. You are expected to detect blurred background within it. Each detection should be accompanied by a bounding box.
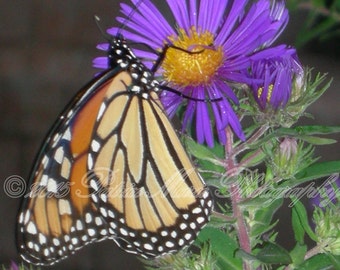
[0,1,339,269]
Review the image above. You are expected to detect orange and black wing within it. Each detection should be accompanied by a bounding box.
[87,71,212,258]
[17,69,213,265]
[17,69,121,265]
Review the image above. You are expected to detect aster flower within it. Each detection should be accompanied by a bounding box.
[311,175,340,208]
[94,0,289,147]
[246,45,303,110]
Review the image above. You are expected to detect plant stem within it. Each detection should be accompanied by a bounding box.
[212,210,234,222]
[230,183,251,253]
[304,245,321,260]
[282,246,321,270]
[225,127,251,270]
[234,125,269,156]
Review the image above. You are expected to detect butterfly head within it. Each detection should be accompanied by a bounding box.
[105,34,160,95]
[107,34,138,70]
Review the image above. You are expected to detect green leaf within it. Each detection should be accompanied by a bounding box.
[291,198,317,242]
[298,136,337,145]
[290,243,307,266]
[248,125,340,150]
[280,161,340,188]
[292,204,306,244]
[328,253,340,268]
[250,198,283,237]
[239,149,266,167]
[183,136,222,160]
[197,227,243,270]
[297,253,338,270]
[291,125,340,135]
[182,136,225,179]
[256,242,292,264]
[274,126,340,145]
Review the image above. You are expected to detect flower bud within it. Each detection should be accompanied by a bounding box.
[272,138,299,179]
[290,69,305,103]
[314,207,340,255]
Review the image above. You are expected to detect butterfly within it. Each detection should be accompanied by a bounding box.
[17,22,213,266]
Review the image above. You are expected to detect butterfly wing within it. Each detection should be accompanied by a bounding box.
[87,71,213,258]
[17,69,121,265]
[17,68,212,265]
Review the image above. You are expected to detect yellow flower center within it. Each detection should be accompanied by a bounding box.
[161,27,224,87]
[258,84,274,102]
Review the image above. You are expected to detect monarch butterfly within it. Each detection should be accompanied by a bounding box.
[16,18,213,266]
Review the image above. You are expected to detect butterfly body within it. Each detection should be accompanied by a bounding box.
[17,34,212,266]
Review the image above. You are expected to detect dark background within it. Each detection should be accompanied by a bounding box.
[0,1,339,269]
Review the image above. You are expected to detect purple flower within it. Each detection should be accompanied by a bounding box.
[246,45,303,110]
[10,261,19,270]
[311,175,340,209]
[94,0,289,147]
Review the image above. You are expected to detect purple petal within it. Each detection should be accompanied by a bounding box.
[166,0,191,30]
[215,0,248,45]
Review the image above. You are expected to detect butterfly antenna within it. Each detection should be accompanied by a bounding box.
[117,0,145,35]
[94,15,113,41]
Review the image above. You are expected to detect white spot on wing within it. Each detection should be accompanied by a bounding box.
[47,178,58,193]
[54,147,64,164]
[85,213,92,223]
[120,228,128,236]
[51,133,60,148]
[184,233,192,240]
[197,217,205,224]
[97,103,106,120]
[134,241,140,247]
[95,217,103,226]
[40,174,48,186]
[18,212,24,223]
[144,243,153,250]
[71,237,78,245]
[34,244,40,252]
[88,228,96,236]
[27,221,37,235]
[39,233,47,244]
[179,223,187,230]
[58,199,72,215]
[192,207,202,214]
[88,155,94,170]
[91,140,100,152]
[43,248,50,257]
[165,241,174,248]
[24,211,30,224]
[62,127,71,141]
[76,220,83,230]
[90,179,98,191]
